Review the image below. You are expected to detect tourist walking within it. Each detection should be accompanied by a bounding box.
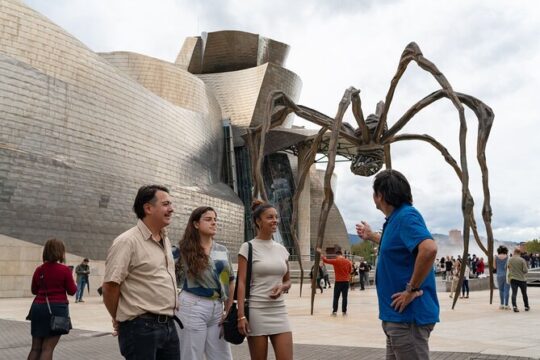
[471,255,478,277]
[317,245,352,316]
[356,169,439,359]
[477,257,485,276]
[461,261,470,298]
[75,258,90,303]
[494,246,510,309]
[310,263,324,293]
[102,185,179,360]
[349,262,359,290]
[507,248,530,312]
[358,261,370,290]
[237,200,293,360]
[27,238,77,360]
[445,256,453,281]
[450,260,460,298]
[175,206,235,360]
[439,257,446,279]
[322,263,331,289]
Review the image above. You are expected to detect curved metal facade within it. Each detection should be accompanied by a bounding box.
[176,30,290,74]
[0,0,348,263]
[0,1,243,259]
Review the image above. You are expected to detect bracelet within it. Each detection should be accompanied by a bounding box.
[237,316,246,321]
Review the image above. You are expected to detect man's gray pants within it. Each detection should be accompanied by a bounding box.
[382,321,435,360]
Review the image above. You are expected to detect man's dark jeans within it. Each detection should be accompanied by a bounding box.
[359,272,366,290]
[333,281,350,313]
[118,316,179,360]
[510,279,529,309]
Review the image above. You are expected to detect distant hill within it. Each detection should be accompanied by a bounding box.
[432,233,518,258]
[348,233,361,244]
[350,233,451,245]
[350,232,518,257]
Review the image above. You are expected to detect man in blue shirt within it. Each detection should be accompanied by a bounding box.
[356,169,439,359]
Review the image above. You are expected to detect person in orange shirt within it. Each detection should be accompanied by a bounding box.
[316,246,352,316]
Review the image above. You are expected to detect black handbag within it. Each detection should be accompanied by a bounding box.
[50,314,72,334]
[223,242,252,345]
[41,272,73,335]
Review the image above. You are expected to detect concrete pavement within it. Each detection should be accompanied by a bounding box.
[1,285,538,359]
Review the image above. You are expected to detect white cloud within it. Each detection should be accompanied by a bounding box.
[23,0,540,242]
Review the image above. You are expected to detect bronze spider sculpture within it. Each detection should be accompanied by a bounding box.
[247,42,494,312]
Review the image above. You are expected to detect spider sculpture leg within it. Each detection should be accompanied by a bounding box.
[384,90,494,308]
[310,87,356,315]
[252,90,355,301]
[375,43,477,310]
[291,128,328,297]
[246,129,267,202]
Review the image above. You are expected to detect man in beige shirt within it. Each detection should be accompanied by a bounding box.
[102,185,179,360]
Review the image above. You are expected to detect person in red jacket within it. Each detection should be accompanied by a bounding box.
[477,257,485,276]
[316,246,352,315]
[28,238,77,360]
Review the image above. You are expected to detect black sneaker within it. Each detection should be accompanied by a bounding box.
[525,307,530,311]
[513,307,519,312]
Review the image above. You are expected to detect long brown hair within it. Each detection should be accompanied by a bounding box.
[179,206,216,278]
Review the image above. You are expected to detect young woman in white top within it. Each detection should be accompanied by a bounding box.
[237,200,293,360]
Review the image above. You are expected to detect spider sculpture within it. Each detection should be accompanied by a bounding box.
[247,42,494,312]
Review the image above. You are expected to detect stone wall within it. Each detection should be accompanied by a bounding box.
[443,277,492,292]
[0,234,105,298]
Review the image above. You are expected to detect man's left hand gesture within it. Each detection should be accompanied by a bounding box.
[390,289,423,313]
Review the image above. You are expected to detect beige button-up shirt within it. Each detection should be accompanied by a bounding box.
[104,220,177,322]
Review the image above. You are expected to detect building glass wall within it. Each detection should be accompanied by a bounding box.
[233,148,297,257]
[262,153,296,256]
[234,146,255,242]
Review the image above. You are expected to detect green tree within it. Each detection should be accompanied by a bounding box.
[525,238,540,254]
[351,240,376,265]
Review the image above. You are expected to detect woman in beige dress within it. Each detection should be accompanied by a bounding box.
[237,200,293,360]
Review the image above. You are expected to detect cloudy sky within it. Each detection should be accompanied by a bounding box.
[24,0,540,243]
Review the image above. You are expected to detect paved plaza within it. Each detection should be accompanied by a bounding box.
[1,286,538,359]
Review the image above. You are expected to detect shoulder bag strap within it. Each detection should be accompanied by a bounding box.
[233,241,253,301]
[245,242,253,301]
[40,270,53,315]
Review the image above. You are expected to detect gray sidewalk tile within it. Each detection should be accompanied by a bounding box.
[1,319,536,360]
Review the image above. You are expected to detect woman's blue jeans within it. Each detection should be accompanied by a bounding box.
[496,276,510,306]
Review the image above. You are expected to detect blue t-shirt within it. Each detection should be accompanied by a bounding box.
[376,204,439,325]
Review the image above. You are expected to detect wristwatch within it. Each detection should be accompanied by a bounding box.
[405,283,421,293]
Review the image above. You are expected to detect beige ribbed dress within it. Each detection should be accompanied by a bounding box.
[239,238,291,336]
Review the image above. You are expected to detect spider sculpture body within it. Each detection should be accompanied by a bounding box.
[248,42,494,312]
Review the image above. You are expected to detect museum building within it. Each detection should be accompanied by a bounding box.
[0,0,350,278]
